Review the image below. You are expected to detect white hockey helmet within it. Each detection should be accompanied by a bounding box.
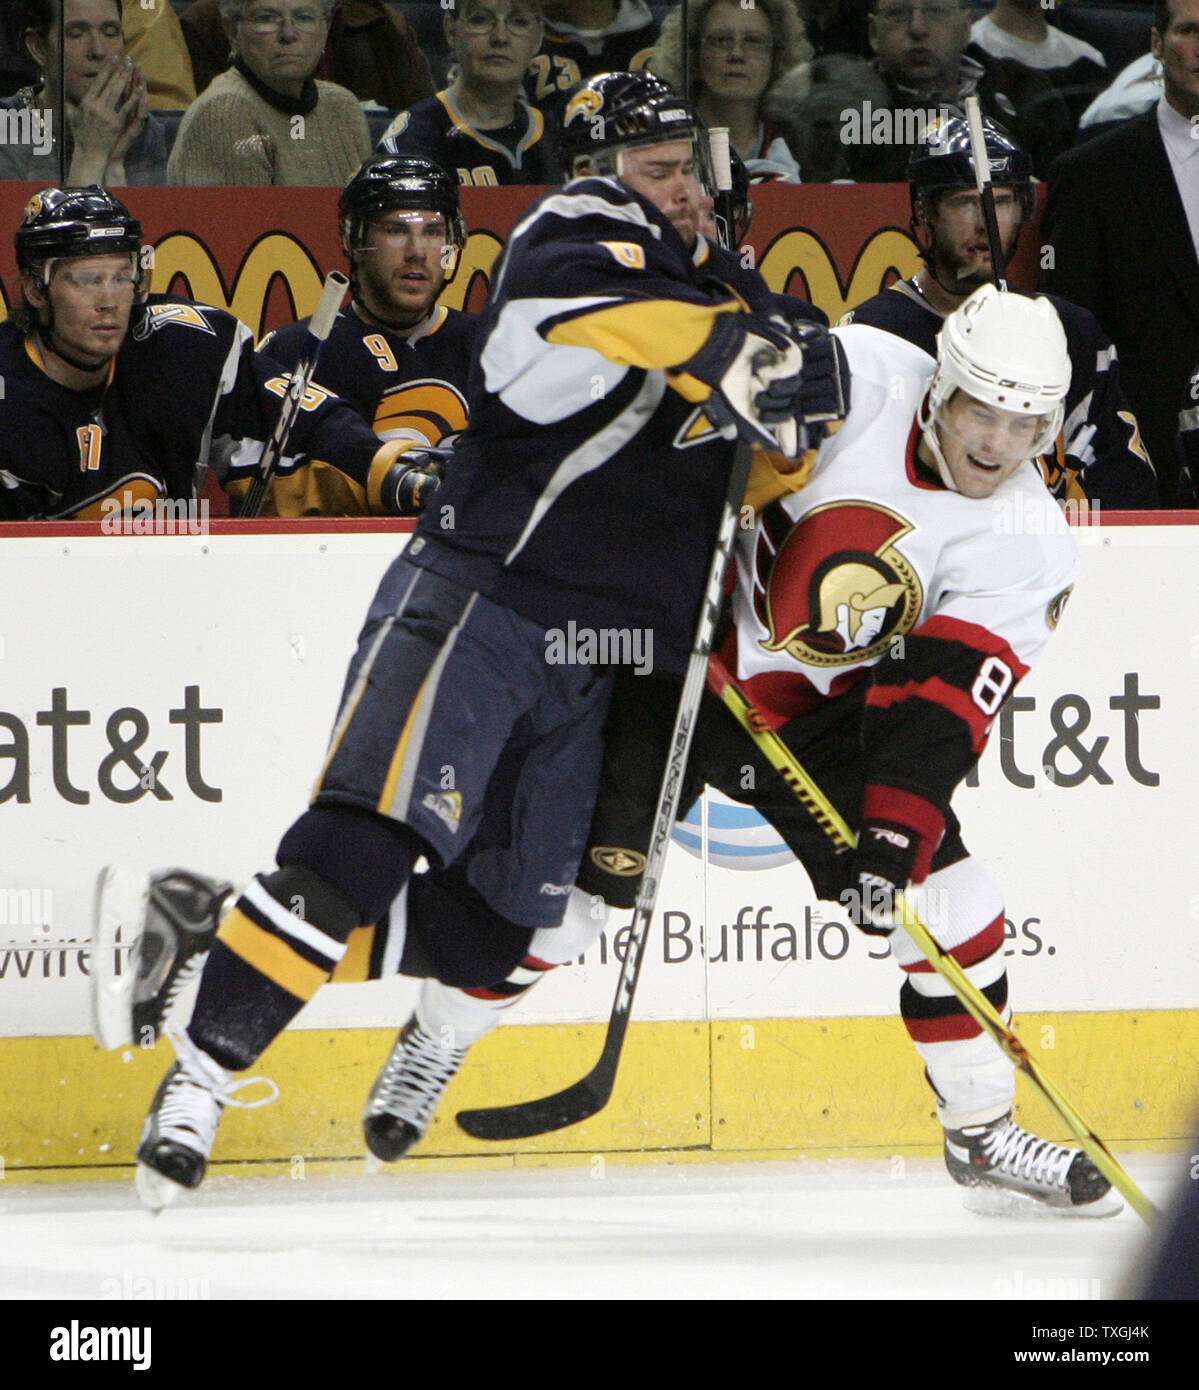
[920,284,1072,489]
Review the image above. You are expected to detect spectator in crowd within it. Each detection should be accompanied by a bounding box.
[969,0,1107,130]
[167,0,370,186]
[0,0,167,186]
[1042,0,1199,507]
[788,51,890,180]
[123,0,196,110]
[377,0,556,187]
[524,0,660,119]
[1077,49,1162,138]
[847,0,1073,181]
[178,0,434,111]
[797,0,871,59]
[651,0,812,181]
[1,9,38,98]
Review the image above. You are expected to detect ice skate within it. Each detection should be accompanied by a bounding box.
[363,1015,469,1162]
[944,1111,1123,1217]
[135,1028,277,1211]
[92,867,232,1050]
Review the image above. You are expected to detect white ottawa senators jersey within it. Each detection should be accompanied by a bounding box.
[728,323,1080,813]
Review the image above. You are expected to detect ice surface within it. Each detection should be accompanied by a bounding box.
[0,1152,1179,1302]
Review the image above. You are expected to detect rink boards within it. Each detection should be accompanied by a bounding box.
[0,519,1197,1173]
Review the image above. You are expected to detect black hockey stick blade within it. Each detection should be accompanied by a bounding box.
[456,1073,612,1141]
[456,1017,629,1140]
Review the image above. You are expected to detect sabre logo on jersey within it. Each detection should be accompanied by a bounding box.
[754,502,923,667]
[131,304,217,340]
[373,379,469,447]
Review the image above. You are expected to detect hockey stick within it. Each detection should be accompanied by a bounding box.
[237,270,349,519]
[963,96,1008,292]
[705,654,1158,1225]
[455,136,750,1143]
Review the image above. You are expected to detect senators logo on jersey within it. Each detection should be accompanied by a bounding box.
[754,501,924,667]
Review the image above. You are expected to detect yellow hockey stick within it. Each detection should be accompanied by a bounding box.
[706,655,1157,1225]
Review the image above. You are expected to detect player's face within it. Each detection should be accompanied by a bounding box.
[618,140,705,249]
[698,0,775,104]
[356,210,451,325]
[26,0,124,106]
[934,389,1043,497]
[868,0,970,94]
[41,253,137,366]
[447,1,543,91]
[233,0,329,98]
[925,185,1025,291]
[1153,0,1199,120]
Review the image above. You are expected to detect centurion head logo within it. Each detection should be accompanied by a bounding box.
[755,501,923,666]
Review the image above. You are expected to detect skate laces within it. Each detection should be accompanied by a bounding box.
[155,1027,279,1149]
[367,1021,467,1128]
[984,1119,1074,1191]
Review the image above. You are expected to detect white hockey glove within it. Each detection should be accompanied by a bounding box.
[681,315,850,457]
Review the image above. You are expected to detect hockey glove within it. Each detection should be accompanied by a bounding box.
[842,821,920,937]
[680,312,812,456]
[377,447,450,516]
[775,319,850,449]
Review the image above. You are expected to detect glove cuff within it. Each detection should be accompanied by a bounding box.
[861,784,944,883]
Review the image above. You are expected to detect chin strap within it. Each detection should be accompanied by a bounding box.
[916,389,962,494]
[33,326,111,377]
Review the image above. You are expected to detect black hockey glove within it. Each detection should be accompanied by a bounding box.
[378,447,450,516]
[842,821,920,938]
[774,318,850,449]
[680,312,812,456]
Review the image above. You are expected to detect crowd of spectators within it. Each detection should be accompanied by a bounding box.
[0,2,1171,189]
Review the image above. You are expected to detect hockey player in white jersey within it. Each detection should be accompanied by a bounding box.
[690,284,1119,1214]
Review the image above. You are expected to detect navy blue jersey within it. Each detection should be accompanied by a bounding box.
[404,176,757,676]
[260,305,480,514]
[377,90,557,187]
[0,296,390,521]
[843,282,1158,508]
[523,0,658,126]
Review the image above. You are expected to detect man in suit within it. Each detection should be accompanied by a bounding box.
[1041,0,1199,507]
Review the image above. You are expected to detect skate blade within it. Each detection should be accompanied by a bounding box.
[962,1183,1124,1220]
[364,1151,385,1176]
[91,867,150,1050]
[134,1161,188,1213]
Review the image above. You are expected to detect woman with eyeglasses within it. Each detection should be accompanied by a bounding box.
[377,0,557,187]
[176,0,434,112]
[0,0,167,186]
[650,0,813,182]
[167,0,371,184]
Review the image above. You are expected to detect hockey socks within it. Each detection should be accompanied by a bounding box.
[187,866,365,1071]
[889,857,1016,1126]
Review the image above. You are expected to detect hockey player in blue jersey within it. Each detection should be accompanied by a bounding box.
[257,156,478,515]
[0,186,444,521]
[121,70,848,1207]
[843,116,1158,510]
